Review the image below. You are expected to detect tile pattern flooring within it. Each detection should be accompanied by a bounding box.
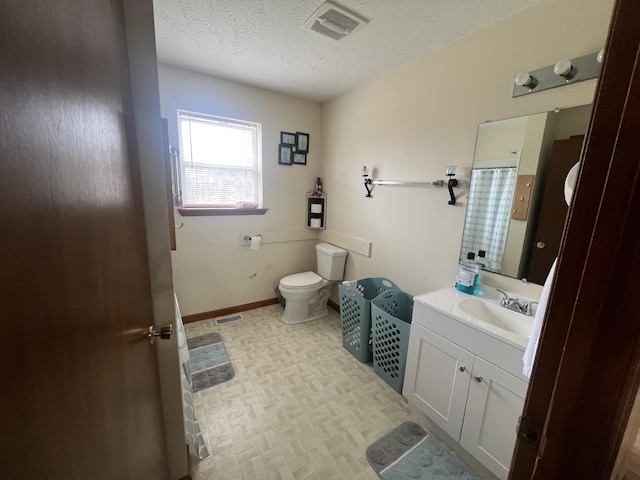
[184,303,424,480]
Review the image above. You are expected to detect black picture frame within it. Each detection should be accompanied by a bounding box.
[293,152,307,165]
[280,131,296,146]
[296,132,309,153]
[278,144,293,165]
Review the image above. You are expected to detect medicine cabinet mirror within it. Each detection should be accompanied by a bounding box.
[459,104,591,285]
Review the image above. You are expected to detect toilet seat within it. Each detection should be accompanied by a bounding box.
[280,271,323,290]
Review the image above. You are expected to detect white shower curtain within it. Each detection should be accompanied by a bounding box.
[460,167,517,273]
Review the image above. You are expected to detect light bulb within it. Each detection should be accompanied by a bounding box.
[597,49,604,64]
[514,72,538,89]
[554,59,576,79]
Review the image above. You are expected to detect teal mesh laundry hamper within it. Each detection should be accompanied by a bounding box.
[339,278,400,362]
[371,290,414,393]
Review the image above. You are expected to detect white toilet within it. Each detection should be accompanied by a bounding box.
[279,243,348,324]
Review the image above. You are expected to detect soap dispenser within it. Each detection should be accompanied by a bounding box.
[476,250,487,268]
[455,252,479,294]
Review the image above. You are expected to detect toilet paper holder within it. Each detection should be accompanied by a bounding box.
[242,234,261,242]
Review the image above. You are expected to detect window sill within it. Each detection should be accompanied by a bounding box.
[178,207,268,217]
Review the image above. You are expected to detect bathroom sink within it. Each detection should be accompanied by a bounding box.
[457,299,532,339]
[413,287,535,349]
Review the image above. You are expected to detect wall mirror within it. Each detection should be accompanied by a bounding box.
[459,104,592,285]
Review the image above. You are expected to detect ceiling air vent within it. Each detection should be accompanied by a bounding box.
[303,1,369,41]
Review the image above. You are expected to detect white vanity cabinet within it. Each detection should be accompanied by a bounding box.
[403,291,530,480]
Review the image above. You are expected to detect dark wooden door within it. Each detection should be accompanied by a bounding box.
[0,1,169,478]
[510,0,640,477]
[525,135,584,284]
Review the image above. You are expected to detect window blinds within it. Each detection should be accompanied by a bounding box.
[177,111,261,207]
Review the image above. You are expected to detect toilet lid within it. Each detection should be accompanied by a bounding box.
[280,271,323,288]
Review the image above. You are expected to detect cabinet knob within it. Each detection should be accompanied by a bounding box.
[474,375,483,383]
[459,365,466,372]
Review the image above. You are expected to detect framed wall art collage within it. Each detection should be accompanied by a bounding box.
[279,131,309,166]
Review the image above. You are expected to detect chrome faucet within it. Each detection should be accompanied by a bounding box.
[496,289,538,316]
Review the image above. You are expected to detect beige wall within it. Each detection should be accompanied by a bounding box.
[158,65,323,315]
[159,0,614,315]
[320,0,613,299]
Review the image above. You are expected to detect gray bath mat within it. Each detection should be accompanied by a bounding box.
[187,332,235,392]
[366,421,477,479]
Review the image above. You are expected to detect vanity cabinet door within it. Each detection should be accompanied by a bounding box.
[460,357,528,480]
[404,324,475,440]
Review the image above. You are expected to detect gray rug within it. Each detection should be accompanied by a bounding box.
[187,332,235,392]
[366,422,477,480]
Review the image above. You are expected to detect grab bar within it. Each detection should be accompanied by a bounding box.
[169,146,182,206]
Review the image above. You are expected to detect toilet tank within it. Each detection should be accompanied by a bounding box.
[316,243,347,280]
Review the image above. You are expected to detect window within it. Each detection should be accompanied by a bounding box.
[177,110,263,212]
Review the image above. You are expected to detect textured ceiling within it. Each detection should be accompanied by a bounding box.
[153,0,543,103]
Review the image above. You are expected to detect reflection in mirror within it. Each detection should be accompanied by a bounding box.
[460,105,592,285]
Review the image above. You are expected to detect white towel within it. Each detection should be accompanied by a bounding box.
[523,259,558,378]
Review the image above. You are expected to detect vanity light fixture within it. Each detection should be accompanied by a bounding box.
[512,49,603,97]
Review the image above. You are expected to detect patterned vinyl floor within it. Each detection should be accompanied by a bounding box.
[184,303,426,480]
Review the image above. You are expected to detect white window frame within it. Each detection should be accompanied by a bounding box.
[176,109,263,210]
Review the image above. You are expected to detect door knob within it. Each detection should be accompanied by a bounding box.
[536,241,546,249]
[147,324,173,344]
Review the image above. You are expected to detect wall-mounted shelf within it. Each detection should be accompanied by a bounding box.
[306,192,326,229]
